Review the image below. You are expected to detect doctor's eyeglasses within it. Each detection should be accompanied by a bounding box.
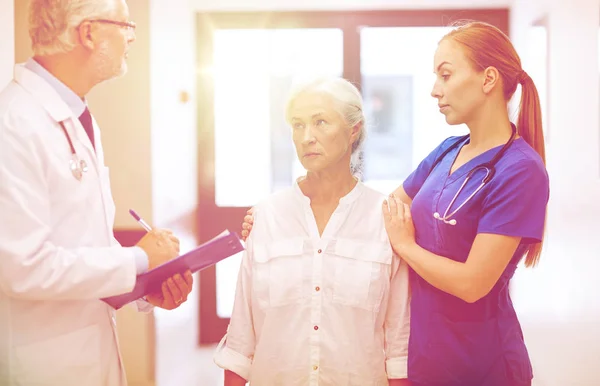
[87,19,136,34]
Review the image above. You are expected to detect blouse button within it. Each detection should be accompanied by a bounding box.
[314,325,319,330]
[315,286,320,292]
[317,249,322,254]
[313,365,318,371]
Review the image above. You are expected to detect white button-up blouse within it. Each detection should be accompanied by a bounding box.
[214,180,411,386]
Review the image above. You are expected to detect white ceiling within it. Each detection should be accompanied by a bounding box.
[191,0,513,12]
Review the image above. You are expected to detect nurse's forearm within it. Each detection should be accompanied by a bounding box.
[395,243,476,303]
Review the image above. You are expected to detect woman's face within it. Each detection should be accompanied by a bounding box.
[431,38,487,126]
[289,92,358,173]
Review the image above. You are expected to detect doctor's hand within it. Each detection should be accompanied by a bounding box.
[146,270,193,310]
[382,194,416,255]
[136,229,180,270]
[241,207,254,241]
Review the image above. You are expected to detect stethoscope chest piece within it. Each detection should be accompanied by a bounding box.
[433,212,456,225]
[69,157,88,181]
[429,124,517,226]
[61,120,90,181]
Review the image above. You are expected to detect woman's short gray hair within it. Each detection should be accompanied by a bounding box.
[284,76,367,173]
[29,0,119,55]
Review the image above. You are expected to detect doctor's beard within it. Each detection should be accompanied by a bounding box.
[94,40,128,84]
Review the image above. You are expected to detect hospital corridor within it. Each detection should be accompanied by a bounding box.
[0,0,599,385]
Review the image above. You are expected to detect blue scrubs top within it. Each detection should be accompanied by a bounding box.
[403,135,549,386]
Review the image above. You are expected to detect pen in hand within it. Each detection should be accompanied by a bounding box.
[129,209,152,232]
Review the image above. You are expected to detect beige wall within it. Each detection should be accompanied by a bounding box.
[116,306,156,386]
[0,0,14,87]
[14,0,29,63]
[87,0,154,228]
[149,0,198,227]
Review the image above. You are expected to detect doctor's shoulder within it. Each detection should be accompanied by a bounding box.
[0,83,50,138]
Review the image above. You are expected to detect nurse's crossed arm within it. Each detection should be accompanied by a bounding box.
[382,159,547,304]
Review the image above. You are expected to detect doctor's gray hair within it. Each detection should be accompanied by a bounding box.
[29,0,120,55]
[284,76,367,176]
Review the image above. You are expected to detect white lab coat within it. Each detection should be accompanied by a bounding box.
[0,64,152,385]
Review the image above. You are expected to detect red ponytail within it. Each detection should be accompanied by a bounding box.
[444,21,546,267]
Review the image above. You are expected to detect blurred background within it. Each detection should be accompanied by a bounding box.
[1,0,599,385]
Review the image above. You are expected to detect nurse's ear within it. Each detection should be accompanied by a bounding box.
[481,66,500,95]
[76,21,96,51]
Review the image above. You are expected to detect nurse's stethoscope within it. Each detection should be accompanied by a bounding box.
[430,124,517,226]
[58,120,88,181]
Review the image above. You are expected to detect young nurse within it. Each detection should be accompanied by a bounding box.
[383,21,549,386]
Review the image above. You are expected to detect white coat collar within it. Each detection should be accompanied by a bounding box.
[13,63,99,160]
[24,58,88,118]
[13,63,73,123]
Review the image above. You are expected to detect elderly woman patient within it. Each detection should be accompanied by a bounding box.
[213,77,411,386]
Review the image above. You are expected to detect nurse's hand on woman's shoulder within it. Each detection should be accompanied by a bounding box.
[241,207,254,241]
[382,193,416,255]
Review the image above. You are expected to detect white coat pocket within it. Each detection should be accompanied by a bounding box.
[252,238,305,309]
[332,239,393,312]
[13,324,102,386]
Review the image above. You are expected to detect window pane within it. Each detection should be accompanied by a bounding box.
[360,27,467,194]
[213,28,343,208]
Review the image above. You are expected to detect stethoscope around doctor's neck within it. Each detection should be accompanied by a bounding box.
[430,123,517,226]
[58,120,89,181]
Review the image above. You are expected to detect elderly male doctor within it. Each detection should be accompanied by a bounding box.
[0,0,193,385]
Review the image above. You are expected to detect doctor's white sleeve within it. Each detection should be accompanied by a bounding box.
[213,236,255,381]
[384,255,411,379]
[109,236,154,313]
[0,114,137,301]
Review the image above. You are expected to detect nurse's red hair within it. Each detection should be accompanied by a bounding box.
[443,21,546,267]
